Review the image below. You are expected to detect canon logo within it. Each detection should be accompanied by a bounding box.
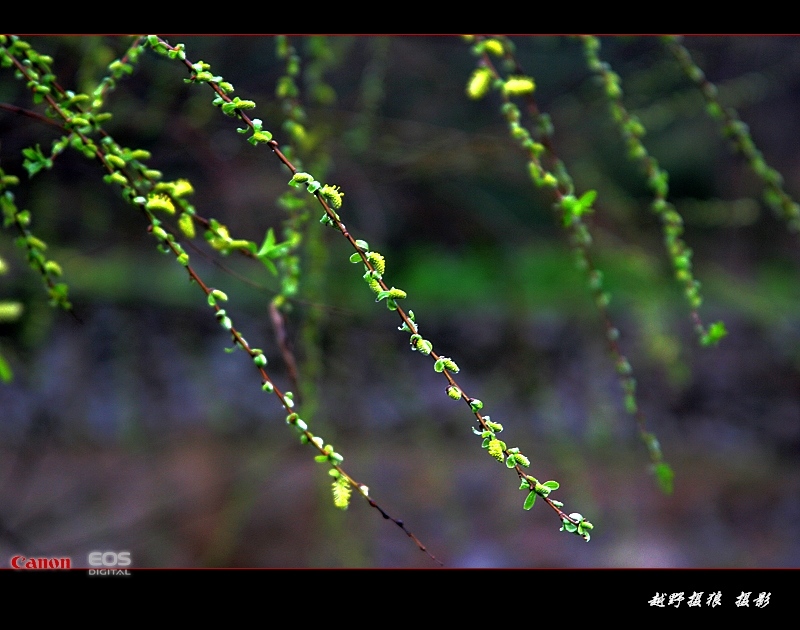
[11,555,72,569]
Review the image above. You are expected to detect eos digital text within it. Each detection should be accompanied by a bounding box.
[88,551,132,576]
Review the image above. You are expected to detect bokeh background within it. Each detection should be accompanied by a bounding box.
[0,35,798,568]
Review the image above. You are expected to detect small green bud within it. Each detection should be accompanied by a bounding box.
[487,438,505,462]
[484,419,503,433]
[466,67,493,100]
[483,39,504,56]
[434,357,460,373]
[446,385,462,400]
[624,393,637,415]
[289,172,314,186]
[122,148,148,161]
[44,260,62,276]
[503,76,535,96]
[107,172,128,187]
[233,98,256,110]
[514,452,530,468]
[68,117,91,128]
[366,251,386,275]
[106,154,127,169]
[178,213,196,239]
[0,301,23,321]
[319,184,344,210]
[376,287,406,302]
[249,131,273,145]
[146,193,175,214]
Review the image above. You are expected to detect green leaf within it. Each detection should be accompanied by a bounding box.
[256,228,292,258]
[654,462,674,494]
[579,191,596,211]
[701,321,727,347]
[254,229,294,275]
[22,144,53,177]
[260,258,278,276]
[523,491,537,510]
[0,353,13,383]
[256,228,276,257]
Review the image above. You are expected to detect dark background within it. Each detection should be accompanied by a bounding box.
[0,36,798,568]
